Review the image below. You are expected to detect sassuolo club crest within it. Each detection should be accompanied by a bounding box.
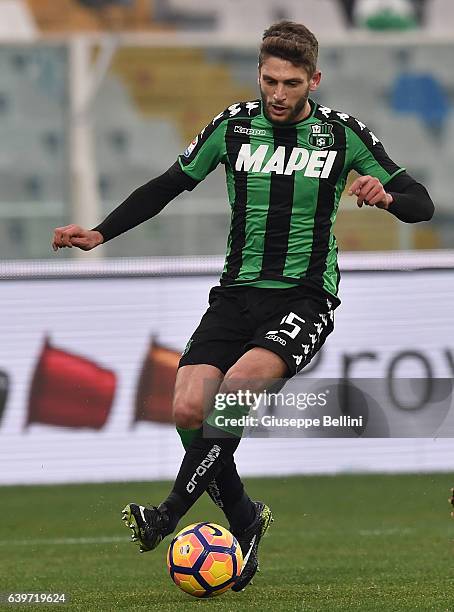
[309,123,335,149]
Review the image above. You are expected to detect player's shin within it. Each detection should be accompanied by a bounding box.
[176,424,254,527]
[176,425,225,509]
[203,401,256,530]
[214,457,256,532]
[163,422,242,528]
[164,395,252,521]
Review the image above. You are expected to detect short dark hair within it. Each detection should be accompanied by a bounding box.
[259,21,319,76]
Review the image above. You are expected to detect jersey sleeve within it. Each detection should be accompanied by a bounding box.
[346,119,405,185]
[178,110,228,182]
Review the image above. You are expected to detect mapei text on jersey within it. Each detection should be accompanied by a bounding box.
[235,144,337,178]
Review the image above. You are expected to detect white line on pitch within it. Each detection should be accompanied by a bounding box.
[0,528,416,546]
[0,536,129,546]
[359,528,414,536]
[275,527,416,537]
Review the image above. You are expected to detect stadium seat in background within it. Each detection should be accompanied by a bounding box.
[279,0,348,34]
[315,43,408,122]
[211,0,347,36]
[428,113,454,215]
[25,0,158,32]
[0,44,68,258]
[425,0,454,33]
[369,109,449,249]
[445,116,454,163]
[390,71,450,132]
[157,0,216,28]
[368,111,437,179]
[0,0,37,40]
[408,43,454,88]
[93,76,203,201]
[77,0,132,8]
[90,68,231,256]
[25,0,101,31]
[0,58,66,202]
[158,0,213,17]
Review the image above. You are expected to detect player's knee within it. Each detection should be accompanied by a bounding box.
[222,356,286,395]
[221,367,259,395]
[223,350,287,391]
[173,398,203,430]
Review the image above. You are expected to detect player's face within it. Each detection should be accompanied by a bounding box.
[259,56,321,124]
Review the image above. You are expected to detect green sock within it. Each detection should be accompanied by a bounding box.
[176,426,201,450]
[205,400,249,438]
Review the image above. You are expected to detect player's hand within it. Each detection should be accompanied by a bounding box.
[449,487,454,517]
[52,224,104,252]
[348,175,393,210]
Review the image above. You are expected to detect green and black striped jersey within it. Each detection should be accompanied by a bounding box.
[178,99,404,298]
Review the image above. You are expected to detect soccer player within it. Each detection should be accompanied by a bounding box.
[52,21,434,591]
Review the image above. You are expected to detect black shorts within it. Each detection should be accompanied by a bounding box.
[179,285,339,378]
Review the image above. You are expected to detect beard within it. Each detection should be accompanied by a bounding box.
[260,85,310,124]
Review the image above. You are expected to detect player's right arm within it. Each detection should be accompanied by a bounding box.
[52,109,228,251]
[52,225,104,251]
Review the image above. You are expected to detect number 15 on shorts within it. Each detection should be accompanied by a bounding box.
[267,312,305,340]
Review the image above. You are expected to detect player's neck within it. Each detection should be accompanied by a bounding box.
[295,100,312,122]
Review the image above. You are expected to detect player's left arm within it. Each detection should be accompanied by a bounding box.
[349,171,434,223]
[346,120,434,223]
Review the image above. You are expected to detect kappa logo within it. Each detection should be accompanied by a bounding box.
[234,125,267,136]
[245,101,260,115]
[309,123,335,149]
[235,144,337,177]
[265,333,286,346]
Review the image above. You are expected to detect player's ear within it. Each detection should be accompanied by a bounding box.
[309,70,322,92]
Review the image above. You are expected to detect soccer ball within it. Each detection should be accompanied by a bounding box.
[167,522,243,598]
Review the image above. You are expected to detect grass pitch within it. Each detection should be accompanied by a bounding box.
[1,474,453,611]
